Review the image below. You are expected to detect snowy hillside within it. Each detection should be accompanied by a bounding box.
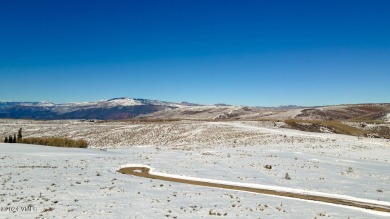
[1,118,390,217]
[1,123,390,218]
[1,99,390,122]
[0,98,184,120]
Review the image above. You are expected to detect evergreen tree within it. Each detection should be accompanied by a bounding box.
[4,137,8,143]
[18,128,22,140]
[9,135,13,143]
[13,134,17,143]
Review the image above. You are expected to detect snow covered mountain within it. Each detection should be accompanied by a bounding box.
[0,97,183,120]
[1,98,389,121]
[0,97,286,121]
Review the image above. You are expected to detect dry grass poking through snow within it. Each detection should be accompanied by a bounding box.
[284,119,390,139]
[19,137,88,148]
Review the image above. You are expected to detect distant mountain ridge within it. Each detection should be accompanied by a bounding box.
[1,98,389,121]
[0,97,183,120]
[0,97,304,120]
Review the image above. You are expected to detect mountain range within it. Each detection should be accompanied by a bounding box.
[0,98,180,120]
[0,97,389,121]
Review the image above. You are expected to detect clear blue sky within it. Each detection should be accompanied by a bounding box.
[1,0,389,106]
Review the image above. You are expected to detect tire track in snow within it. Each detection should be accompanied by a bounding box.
[118,165,390,214]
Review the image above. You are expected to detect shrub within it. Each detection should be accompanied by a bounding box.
[284,119,367,137]
[284,119,390,139]
[20,137,88,148]
[366,126,390,139]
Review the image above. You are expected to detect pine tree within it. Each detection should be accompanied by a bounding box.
[9,135,13,143]
[4,137,8,143]
[18,128,22,140]
[13,134,17,143]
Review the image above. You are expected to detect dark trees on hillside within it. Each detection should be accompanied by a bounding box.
[4,128,23,143]
[18,128,22,140]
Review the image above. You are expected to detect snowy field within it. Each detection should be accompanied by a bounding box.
[1,120,390,218]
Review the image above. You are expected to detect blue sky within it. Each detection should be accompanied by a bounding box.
[0,0,389,106]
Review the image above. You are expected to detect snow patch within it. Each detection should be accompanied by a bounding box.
[106,98,143,106]
[385,113,390,122]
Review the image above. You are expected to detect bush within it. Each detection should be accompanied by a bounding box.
[284,119,390,139]
[284,119,367,137]
[366,126,390,139]
[19,137,88,148]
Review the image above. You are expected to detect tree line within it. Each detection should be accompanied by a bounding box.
[3,128,88,148]
[4,128,22,143]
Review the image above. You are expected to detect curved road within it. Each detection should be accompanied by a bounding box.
[118,166,390,214]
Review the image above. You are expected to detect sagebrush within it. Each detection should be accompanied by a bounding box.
[20,137,88,148]
[284,119,390,139]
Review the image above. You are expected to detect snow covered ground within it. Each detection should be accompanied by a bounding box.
[1,120,390,218]
[385,113,390,122]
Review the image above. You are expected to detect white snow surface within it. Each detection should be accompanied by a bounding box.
[1,121,390,218]
[1,138,390,218]
[118,164,390,216]
[385,113,390,122]
[103,98,143,106]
